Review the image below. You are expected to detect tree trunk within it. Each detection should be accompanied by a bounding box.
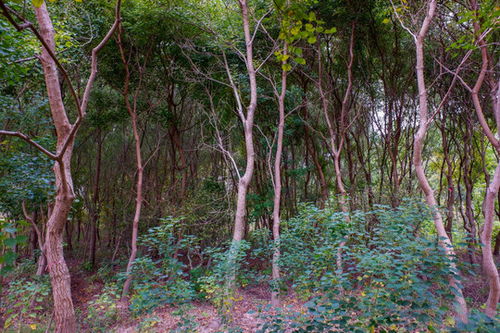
[463,123,478,264]
[89,129,103,268]
[232,0,257,243]
[271,49,287,307]
[411,0,468,322]
[0,3,119,328]
[318,22,355,274]
[468,0,500,315]
[34,3,76,331]
[481,163,500,317]
[117,25,145,298]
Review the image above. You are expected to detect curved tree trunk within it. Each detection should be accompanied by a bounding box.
[467,0,500,316]
[0,1,119,329]
[89,130,103,268]
[318,22,355,274]
[117,24,145,299]
[121,112,143,299]
[411,0,468,323]
[481,163,500,317]
[34,4,76,331]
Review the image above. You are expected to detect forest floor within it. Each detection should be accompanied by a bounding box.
[1,254,493,332]
[68,259,305,332]
[111,287,297,333]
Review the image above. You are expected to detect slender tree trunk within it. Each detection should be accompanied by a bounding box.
[468,0,500,315]
[463,123,478,264]
[22,203,47,275]
[118,25,145,299]
[65,216,73,254]
[90,129,103,268]
[411,0,468,322]
[232,0,257,244]
[441,120,455,240]
[271,50,287,307]
[319,22,355,274]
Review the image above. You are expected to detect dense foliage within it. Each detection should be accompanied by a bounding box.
[0,0,499,332]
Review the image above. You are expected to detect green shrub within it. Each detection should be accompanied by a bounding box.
[128,217,196,315]
[170,305,199,333]
[451,309,500,332]
[197,240,250,314]
[259,200,467,332]
[84,283,120,332]
[2,276,51,331]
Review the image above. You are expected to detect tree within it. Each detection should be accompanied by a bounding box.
[0,0,121,330]
[399,0,468,322]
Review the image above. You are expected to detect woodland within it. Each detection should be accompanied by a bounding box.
[0,0,499,332]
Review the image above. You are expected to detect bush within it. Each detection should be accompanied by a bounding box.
[260,200,465,332]
[197,240,251,314]
[128,217,196,315]
[84,283,120,332]
[1,276,51,331]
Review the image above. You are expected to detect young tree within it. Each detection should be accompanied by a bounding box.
[0,1,121,330]
[117,21,147,299]
[456,0,499,317]
[403,0,468,322]
[231,0,258,244]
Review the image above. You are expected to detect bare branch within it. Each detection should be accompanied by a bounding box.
[0,130,57,160]
[222,50,246,122]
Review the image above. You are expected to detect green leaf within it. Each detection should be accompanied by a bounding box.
[2,251,16,265]
[32,0,44,7]
[295,57,306,65]
[282,63,292,72]
[15,235,28,243]
[307,36,317,44]
[4,238,17,247]
[382,18,391,24]
[291,27,300,35]
[325,27,337,34]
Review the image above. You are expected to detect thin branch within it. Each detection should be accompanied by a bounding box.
[0,130,57,160]
[390,0,416,41]
[58,0,122,158]
[250,8,273,44]
[0,1,82,118]
[429,49,473,122]
[222,49,246,122]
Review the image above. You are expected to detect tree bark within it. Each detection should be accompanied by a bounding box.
[89,129,103,268]
[118,24,145,299]
[33,4,76,331]
[232,0,257,243]
[411,0,468,322]
[271,47,287,307]
[318,22,355,274]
